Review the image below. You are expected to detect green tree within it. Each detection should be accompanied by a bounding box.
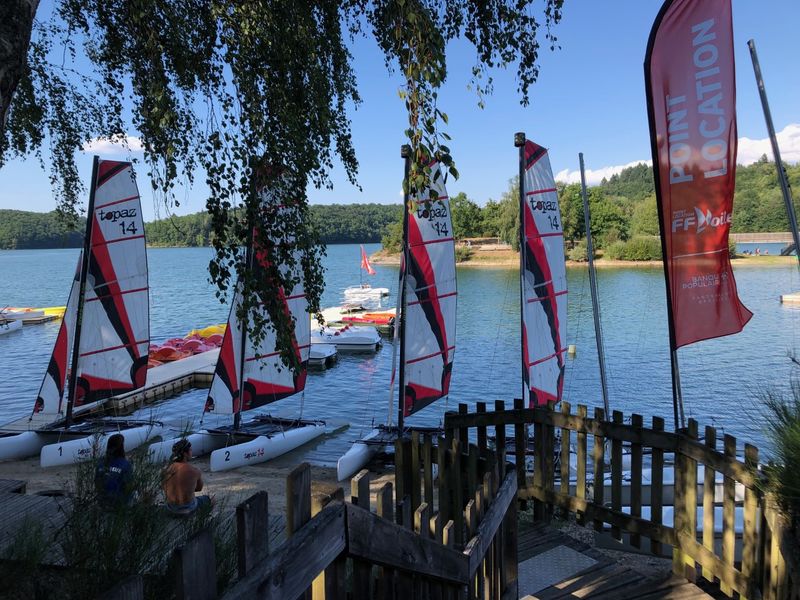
[1,0,564,364]
[449,192,483,239]
[630,194,659,236]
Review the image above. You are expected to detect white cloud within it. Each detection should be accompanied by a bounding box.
[82,135,144,154]
[554,159,652,186]
[554,123,800,186]
[737,123,800,165]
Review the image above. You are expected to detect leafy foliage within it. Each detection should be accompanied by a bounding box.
[2,0,565,364]
[0,209,84,248]
[604,236,662,261]
[762,371,800,526]
[449,192,483,239]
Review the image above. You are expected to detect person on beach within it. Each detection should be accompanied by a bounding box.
[95,433,133,506]
[162,439,213,514]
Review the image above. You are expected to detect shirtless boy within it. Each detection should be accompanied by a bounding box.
[162,439,213,513]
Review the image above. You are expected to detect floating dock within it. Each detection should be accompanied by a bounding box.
[0,349,220,433]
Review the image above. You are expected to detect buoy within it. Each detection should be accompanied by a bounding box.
[567,344,577,358]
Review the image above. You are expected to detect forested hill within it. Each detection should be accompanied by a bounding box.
[0,210,85,249]
[0,203,402,249]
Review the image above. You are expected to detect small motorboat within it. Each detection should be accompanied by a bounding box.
[311,324,381,352]
[0,309,44,321]
[0,319,22,336]
[309,343,338,368]
[343,284,390,308]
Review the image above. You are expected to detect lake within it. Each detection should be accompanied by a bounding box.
[1,244,798,464]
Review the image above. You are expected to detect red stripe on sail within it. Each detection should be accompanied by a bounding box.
[96,194,140,210]
[79,339,149,358]
[96,161,130,188]
[645,0,752,347]
[527,290,568,303]
[406,345,456,365]
[92,234,146,247]
[407,291,457,307]
[87,287,149,302]
[206,320,240,413]
[526,188,557,196]
[528,348,568,367]
[34,319,70,414]
[525,141,548,169]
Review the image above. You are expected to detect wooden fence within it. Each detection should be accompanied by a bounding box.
[105,430,518,599]
[444,400,800,600]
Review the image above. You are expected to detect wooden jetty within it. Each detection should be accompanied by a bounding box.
[0,349,219,433]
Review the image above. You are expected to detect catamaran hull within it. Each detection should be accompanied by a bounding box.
[337,428,385,481]
[209,423,325,472]
[40,424,164,468]
[0,432,49,461]
[0,320,23,335]
[147,430,227,463]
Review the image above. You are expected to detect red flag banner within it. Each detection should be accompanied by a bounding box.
[360,244,376,275]
[645,0,751,348]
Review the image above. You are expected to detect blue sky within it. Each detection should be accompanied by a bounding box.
[1,0,798,222]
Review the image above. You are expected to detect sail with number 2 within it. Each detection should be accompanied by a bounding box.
[520,141,567,407]
[400,161,457,418]
[204,191,309,416]
[34,160,150,415]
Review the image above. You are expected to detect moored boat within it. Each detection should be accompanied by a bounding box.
[310,324,381,352]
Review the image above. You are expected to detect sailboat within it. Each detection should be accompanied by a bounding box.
[0,157,160,465]
[516,135,568,408]
[150,177,325,472]
[342,245,389,307]
[336,148,457,481]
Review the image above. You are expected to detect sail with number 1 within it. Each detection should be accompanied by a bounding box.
[519,139,567,407]
[22,158,159,467]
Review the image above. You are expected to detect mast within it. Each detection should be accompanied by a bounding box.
[65,155,99,429]
[748,39,800,271]
[396,144,412,431]
[514,132,527,404]
[644,0,685,431]
[578,153,611,418]
[234,163,257,430]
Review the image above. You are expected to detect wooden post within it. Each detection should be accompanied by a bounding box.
[451,439,464,547]
[513,397,527,506]
[502,481,518,599]
[468,444,479,503]
[592,407,606,533]
[376,483,395,600]
[533,411,545,522]
[174,529,217,600]
[458,403,469,450]
[611,410,623,541]
[312,487,346,600]
[650,416,665,556]
[630,414,643,549]
[411,430,422,511]
[721,434,736,596]
[236,490,269,579]
[287,463,313,600]
[702,426,717,582]
[476,402,488,451]
[742,444,759,599]
[352,469,371,510]
[395,438,411,524]
[683,419,698,580]
[437,435,449,525]
[494,400,507,475]
[423,434,434,508]
[560,402,571,497]
[576,405,588,525]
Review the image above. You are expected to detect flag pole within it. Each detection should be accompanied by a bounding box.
[748,39,800,271]
[578,153,611,419]
[514,132,527,406]
[394,144,412,432]
[644,0,685,431]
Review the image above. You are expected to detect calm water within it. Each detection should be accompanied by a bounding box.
[1,244,798,464]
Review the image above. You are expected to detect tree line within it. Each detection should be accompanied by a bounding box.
[2,158,796,251]
[383,157,800,261]
[0,204,402,249]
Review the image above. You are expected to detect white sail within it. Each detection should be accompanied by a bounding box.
[401,161,457,418]
[205,190,309,415]
[73,161,150,407]
[521,141,567,406]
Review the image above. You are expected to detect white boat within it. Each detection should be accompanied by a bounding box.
[311,324,381,352]
[28,157,152,466]
[308,343,337,368]
[343,284,390,308]
[157,178,325,471]
[0,319,23,335]
[41,421,164,468]
[337,156,457,481]
[147,429,228,463]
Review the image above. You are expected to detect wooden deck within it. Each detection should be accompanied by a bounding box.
[519,523,716,599]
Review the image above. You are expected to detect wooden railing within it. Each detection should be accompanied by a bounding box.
[444,400,800,600]
[104,431,519,599]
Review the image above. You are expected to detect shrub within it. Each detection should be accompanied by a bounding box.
[567,241,588,262]
[604,236,661,261]
[454,245,473,262]
[763,373,800,526]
